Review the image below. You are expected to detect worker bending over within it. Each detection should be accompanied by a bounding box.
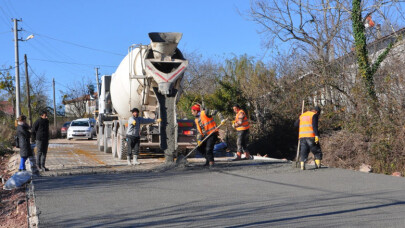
[295,106,323,170]
[126,108,161,165]
[232,104,252,160]
[191,104,225,167]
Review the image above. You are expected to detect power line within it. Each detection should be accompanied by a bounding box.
[0,62,23,71]
[24,30,125,57]
[0,7,13,28]
[27,63,41,80]
[29,58,117,68]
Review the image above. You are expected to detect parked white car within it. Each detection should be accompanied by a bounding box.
[67,119,94,140]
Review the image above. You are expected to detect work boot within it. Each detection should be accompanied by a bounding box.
[244,152,253,160]
[209,161,215,168]
[300,161,305,170]
[132,155,141,165]
[127,157,132,166]
[315,159,321,169]
[233,152,242,161]
[203,159,209,166]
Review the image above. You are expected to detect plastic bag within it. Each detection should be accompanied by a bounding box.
[213,142,227,153]
[3,171,32,190]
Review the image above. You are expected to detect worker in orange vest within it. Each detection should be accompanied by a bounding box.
[232,104,252,160]
[191,104,224,167]
[296,106,322,170]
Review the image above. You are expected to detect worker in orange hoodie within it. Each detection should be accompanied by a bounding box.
[232,104,252,160]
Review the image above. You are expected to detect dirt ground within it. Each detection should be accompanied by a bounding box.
[0,152,28,228]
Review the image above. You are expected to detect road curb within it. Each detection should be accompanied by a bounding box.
[27,178,39,228]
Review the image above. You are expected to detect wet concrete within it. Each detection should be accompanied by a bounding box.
[39,138,248,177]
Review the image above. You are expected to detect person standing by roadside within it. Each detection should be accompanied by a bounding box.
[295,106,323,170]
[17,115,39,174]
[126,108,161,165]
[232,104,252,160]
[32,111,50,172]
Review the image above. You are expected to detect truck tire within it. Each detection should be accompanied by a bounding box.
[103,126,111,153]
[117,133,127,160]
[111,131,117,158]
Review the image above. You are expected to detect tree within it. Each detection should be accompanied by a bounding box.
[351,0,400,104]
[61,78,95,118]
[0,67,15,117]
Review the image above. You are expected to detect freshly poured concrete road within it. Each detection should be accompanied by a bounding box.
[33,161,405,227]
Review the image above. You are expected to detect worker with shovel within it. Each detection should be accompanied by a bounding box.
[191,104,225,167]
[232,104,252,160]
[296,106,322,170]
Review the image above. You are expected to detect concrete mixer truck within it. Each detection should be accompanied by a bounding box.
[96,32,196,163]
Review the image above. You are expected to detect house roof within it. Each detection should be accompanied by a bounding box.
[0,101,14,115]
[63,93,98,105]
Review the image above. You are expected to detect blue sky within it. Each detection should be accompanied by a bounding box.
[0,0,267,104]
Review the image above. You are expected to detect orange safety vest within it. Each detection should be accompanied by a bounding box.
[235,109,250,131]
[299,111,316,138]
[195,110,218,137]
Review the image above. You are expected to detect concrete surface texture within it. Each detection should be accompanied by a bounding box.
[33,161,405,227]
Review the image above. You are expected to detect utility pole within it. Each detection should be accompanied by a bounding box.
[24,54,32,127]
[95,67,100,97]
[13,18,22,118]
[53,78,57,127]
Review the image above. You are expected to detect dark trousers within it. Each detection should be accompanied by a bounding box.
[127,136,140,158]
[237,129,249,153]
[299,137,322,162]
[36,140,49,168]
[197,133,218,163]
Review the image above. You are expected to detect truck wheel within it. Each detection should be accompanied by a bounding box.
[111,132,117,158]
[97,128,104,151]
[117,133,127,160]
[103,127,111,153]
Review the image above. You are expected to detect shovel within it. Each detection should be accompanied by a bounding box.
[293,100,305,168]
[177,119,227,164]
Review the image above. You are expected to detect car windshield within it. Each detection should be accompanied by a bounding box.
[71,121,89,127]
[63,122,71,127]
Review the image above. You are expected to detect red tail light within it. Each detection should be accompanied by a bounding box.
[182,130,194,136]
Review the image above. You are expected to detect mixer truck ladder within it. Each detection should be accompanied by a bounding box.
[128,44,152,110]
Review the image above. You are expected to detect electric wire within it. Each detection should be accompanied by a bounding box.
[4,1,20,18]
[29,58,117,68]
[20,28,92,73]
[0,62,23,71]
[0,7,13,28]
[24,30,125,57]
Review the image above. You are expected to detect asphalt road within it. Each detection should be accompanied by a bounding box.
[33,161,405,228]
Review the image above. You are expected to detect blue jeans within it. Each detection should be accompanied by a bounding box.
[19,157,27,170]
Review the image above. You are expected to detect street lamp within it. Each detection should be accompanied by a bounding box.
[13,17,34,119]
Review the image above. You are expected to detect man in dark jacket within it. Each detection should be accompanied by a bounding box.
[32,111,50,171]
